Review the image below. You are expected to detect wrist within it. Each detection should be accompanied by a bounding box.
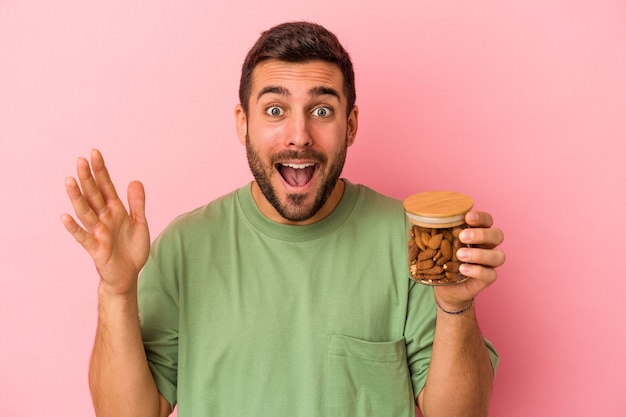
[433,292,474,315]
[96,283,140,323]
[97,281,138,303]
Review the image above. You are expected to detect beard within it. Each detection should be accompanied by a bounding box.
[246,134,348,222]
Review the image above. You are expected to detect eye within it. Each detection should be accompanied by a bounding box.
[266,106,283,117]
[312,106,332,118]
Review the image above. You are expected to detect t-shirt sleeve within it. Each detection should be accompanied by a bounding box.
[404,282,437,396]
[404,282,499,398]
[138,244,179,409]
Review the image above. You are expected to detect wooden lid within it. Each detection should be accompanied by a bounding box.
[403,191,474,227]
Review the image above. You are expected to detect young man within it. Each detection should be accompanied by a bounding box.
[62,21,505,417]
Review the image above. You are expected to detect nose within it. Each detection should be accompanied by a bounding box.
[287,112,312,147]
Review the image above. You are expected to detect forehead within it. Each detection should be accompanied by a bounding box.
[250,59,345,100]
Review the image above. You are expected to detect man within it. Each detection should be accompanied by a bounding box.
[62,21,505,417]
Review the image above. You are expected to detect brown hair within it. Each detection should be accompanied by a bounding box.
[238,21,356,116]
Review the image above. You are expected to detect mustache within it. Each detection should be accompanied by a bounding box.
[270,149,328,165]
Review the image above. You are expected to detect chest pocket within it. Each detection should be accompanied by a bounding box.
[327,334,416,417]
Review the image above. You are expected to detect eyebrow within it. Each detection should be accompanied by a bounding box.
[256,85,341,101]
[309,86,341,100]
[257,86,290,100]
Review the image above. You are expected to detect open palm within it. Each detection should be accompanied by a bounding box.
[62,150,150,294]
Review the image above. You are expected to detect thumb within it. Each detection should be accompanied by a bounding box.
[127,180,148,226]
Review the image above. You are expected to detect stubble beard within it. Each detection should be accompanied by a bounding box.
[245,133,348,222]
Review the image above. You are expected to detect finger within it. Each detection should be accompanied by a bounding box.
[76,156,107,216]
[65,176,100,230]
[90,149,120,205]
[465,211,493,228]
[459,227,504,249]
[127,180,147,226]
[457,246,506,268]
[60,213,99,255]
[459,263,498,286]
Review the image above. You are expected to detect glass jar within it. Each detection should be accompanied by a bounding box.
[404,191,474,285]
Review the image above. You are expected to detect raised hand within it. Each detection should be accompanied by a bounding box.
[61,149,150,295]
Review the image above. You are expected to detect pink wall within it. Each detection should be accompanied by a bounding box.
[1,0,625,415]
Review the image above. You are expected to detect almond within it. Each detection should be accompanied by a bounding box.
[427,233,444,250]
[440,239,452,260]
[445,272,460,280]
[417,259,435,270]
[408,240,418,261]
[419,266,444,275]
[417,248,437,261]
[452,239,463,261]
[444,261,461,273]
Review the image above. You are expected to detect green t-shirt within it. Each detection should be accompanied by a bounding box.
[138,180,498,417]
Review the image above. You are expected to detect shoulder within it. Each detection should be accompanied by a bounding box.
[341,180,406,238]
[346,180,403,215]
[153,185,244,246]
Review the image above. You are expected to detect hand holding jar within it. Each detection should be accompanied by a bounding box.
[405,191,506,310]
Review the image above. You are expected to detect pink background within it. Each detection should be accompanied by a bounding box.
[1,0,625,415]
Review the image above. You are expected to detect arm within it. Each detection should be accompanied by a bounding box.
[62,149,171,417]
[416,211,505,417]
[90,285,172,417]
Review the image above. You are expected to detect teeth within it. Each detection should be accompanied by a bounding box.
[281,163,314,169]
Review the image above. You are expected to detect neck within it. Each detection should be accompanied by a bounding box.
[250,179,345,225]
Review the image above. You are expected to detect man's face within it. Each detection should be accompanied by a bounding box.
[235,59,358,224]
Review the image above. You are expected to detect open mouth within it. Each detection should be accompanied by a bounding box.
[277,162,317,187]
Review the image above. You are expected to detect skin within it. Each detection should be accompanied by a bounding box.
[419,211,506,417]
[61,151,170,417]
[62,59,505,417]
[235,59,358,225]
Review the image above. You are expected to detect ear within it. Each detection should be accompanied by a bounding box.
[346,105,359,146]
[234,104,247,145]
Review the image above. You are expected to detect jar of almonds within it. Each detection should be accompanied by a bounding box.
[404,191,474,285]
